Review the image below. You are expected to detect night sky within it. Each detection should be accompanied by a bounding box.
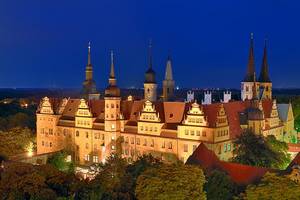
[0,0,300,89]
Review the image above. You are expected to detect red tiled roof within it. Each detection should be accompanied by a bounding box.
[288,143,300,153]
[187,143,270,185]
[287,152,300,169]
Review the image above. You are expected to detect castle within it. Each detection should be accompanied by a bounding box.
[36,35,296,168]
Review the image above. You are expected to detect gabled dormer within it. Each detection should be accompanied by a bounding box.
[138,101,163,135]
[139,101,161,122]
[270,99,279,118]
[75,99,93,128]
[58,98,69,115]
[216,104,228,127]
[182,102,208,127]
[40,97,54,114]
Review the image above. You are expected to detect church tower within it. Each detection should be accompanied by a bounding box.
[163,55,175,101]
[144,41,157,102]
[104,51,121,153]
[241,33,259,101]
[258,39,272,99]
[82,42,100,100]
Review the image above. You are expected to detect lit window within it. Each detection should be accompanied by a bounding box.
[112,124,115,129]
[84,154,90,161]
[93,156,99,163]
[224,144,227,152]
[112,145,115,150]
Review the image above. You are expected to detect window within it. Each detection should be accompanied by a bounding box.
[84,154,90,161]
[86,132,89,138]
[63,129,67,136]
[112,124,115,129]
[140,126,144,131]
[125,137,129,143]
[202,131,206,137]
[130,137,134,144]
[76,131,79,137]
[196,130,200,136]
[111,104,114,108]
[50,142,52,147]
[150,139,154,147]
[116,104,119,108]
[227,144,231,151]
[185,130,189,135]
[93,156,99,163]
[112,145,115,150]
[162,141,165,148]
[168,142,172,149]
[184,144,188,152]
[49,129,53,135]
[101,134,105,140]
[42,141,44,146]
[86,143,89,149]
[137,138,140,145]
[106,104,109,108]
[191,130,195,136]
[40,128,44,134]
[224,144,227,152]
[143,139,147,146]
[154,127,158,132]
[193,145,197,152]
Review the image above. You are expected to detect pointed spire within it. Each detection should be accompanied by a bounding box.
[243,33,255,82]
[165,55,173,80]
[253,72,258,100]
[87,41,91,65]
[148,39,153,69]
[258,38,271,82]
[110,50,115,79]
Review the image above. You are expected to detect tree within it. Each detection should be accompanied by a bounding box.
[232,130,287,169]
[135,163,206,200]
[47,151,75,173]
[266,135,291,169]
[0,127,35,157]
[205,170,236,200]
[246,172,300,200]
[0,162,80,199]
[92,153,135,200]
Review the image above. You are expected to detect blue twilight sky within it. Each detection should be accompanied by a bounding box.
[0,0,299,89]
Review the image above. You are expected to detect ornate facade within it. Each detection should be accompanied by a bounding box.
[36,38,296,168]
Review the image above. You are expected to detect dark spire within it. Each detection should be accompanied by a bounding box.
[110,50,115,79]
[148,39,153,69]
[258,38,271,83]
[105,50,120,97]
[144,40,156,83]
[87,42,91,66]
[108,51,116,86]
[165,55,173,80]
[243,33,256,82]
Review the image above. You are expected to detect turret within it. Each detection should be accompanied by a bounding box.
[82,42,100,100]
[144,41,157,102]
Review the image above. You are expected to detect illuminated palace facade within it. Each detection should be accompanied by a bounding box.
[37,36,296,166]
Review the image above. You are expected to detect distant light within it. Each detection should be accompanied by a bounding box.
[176,86,179,90]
